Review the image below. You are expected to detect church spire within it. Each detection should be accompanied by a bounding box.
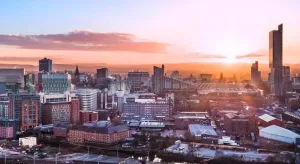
[75,65,79,76]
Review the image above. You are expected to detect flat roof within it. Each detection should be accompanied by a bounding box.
[188,124,217,136]
[260,125,300,139]
[139,121,165,128]
[258,114,276,122]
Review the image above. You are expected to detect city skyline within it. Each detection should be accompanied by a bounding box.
[1,0,300,65]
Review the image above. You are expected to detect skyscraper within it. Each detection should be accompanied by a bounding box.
[152,64,165,94]
[39,58,52,72]
[251,61,261,86]
[269,24,284,98]
[97,68,109,79]
[127,71,150,92]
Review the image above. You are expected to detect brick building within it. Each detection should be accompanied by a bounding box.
[68,121,131,144]
[42,103,71,125]
[40,93,81,125]
[79,111,98,124]
[258,114,284,128]
[224,113,256,136]
[0,120,15,139]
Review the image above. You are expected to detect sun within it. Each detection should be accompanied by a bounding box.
[219,40,250,64]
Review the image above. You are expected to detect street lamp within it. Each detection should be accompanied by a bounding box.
[4,150,7,164]
[55,152,61,164]
[97,155,103,164]
[33,152,38,164]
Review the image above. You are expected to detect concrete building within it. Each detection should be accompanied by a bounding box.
[127,71,150,92]
[269,24,284,98]
[292,77,300,93]
[174,112,211,129]
[39,57,52,72]
[24,73,35,92]
[68,120,131,144]
[152,65,165,94]
[73,89,98,111]
[224,113,256,136]
[0,68,25,88]
[38,73,71,93]
[121,93,174,121]
[251,61,261,86]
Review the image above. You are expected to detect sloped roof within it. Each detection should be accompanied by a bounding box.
[259,114,276,122]
[260,125,300,139]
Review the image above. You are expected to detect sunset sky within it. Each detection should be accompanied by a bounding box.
[0,0,300,65]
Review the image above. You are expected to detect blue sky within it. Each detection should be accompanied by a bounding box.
[1,0,300,64]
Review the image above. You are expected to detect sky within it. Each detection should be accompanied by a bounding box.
[0,0,300,65]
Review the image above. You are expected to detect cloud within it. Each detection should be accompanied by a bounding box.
[235,53,266,59]
[0,56,62,62]
[0,31,168,53]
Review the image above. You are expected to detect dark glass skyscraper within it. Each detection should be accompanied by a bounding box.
[39,58,52,72]
[152,64,165,94]
[269,24,283,97]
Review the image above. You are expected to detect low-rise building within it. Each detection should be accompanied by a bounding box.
[224,113,256,136]
[188,124,217,140]
[174,112,211,129]
[68,121,131,144]
[259,125,300,144]
[258,114,284,128]
[79,111,99,124]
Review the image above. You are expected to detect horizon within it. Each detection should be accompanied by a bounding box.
[1,1,300,65]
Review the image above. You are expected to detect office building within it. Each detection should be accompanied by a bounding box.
[224,113,256,136]
[0,68,25,88]
[73,89,97,111]
[97,68,109,79]
[39,92,81,125]
[0,82,21,94]
[39,57,52,72]
[127,71,150,92]
[24,73,35,92]
[269,24,284,98]
[251,61,261,86]
[38,73,71,93]
[152,65,165,94]
[121,93,174,121]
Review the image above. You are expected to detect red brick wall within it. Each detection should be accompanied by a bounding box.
[71,99,80,124]
[21,99,39,130]
[68,129,131,144]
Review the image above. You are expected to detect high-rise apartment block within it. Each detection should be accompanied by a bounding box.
[39,92,80,125]
[39,58,52,72]
[251,61,261,86]
[269,24,284,98]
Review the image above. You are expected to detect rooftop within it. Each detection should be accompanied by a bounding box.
[188,124,218,136]
[258,114,276,122]
[260,125,300,139]
[139,121,165,128]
